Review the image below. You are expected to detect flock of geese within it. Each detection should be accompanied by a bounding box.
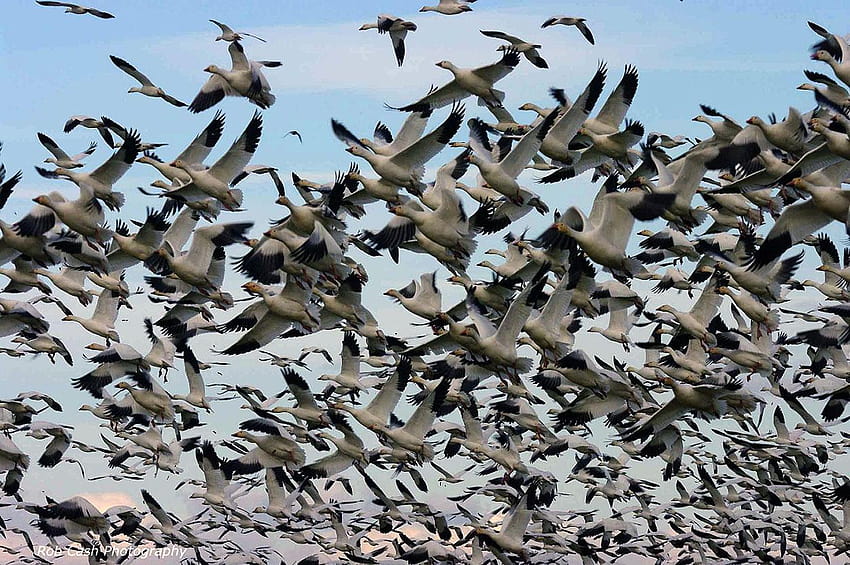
[3,2,850,564]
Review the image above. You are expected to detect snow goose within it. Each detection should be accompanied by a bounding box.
[360,15,417,67]
[539,63,606,163]
[224,418,306,474]
[745,108,808,155]
[811,33,850,88]
[541,16,595,45]
[533,182,674,274]
[35,1,114,18]
[391,51,520,111]
[35,128,139,210]
[37,133,95,169]
[798,70,850,114]
[623,376,760,444]
[275,367,329,426]
[480,30,548,68]
[419,0,475,15]
[654,276,723,345]
[106,207,170,271]
[12,331,73,365]
[63,115,116,148]
[188,41,278,113]
[191,441,238,509]
[385,271,442,321]
[148,221,252,291]
[775,119,850,184]
[142,318,175,378]
[219,277,318,355]
[748,178,850,269]
[360,109,432,156]
[137,111,225,185]
[460,272,548,373]
[377,377,449,460]
[25,421,71,468]
[334,103,464,192]
[170,346,211,411]
[62,288,120,343]
[318,331,369,396]
[691,104,742,142]
[332,357,410,432]
[166,111,262,210]
[114,373,174,422]
[300,412,367,478]
[109,56,186,107]
[467,108,559,202]
[22,496,111,545]
[209,19,266,42]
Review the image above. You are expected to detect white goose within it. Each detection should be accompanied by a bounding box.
[109,56,186,107]
[333,103,464,192]
[188,41,279,113]
[541,16,595,44]
[149,221,253,291]
[37,133,96,169]
[137,111,225,186]
[166,112,262,211]
[35,129,140,210]
[62,288,120,343]
[359,15,417,67]
[419,0,475,15]
[393,51,520,111]
[480,30,548,68]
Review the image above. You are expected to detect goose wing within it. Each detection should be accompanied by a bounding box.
[109,56,154,87]
[593,65,639,131]
[389,104,464,171]
[37,133,72,161]
[207,112,262,183]
[89,130,140,185]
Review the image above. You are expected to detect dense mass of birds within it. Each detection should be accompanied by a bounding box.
[3,2,850,564]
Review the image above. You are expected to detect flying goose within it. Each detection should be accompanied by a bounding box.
[188,41,279,113]
[223,418,306,474]
[467,108,559,202]
[35,128,139,210]
[539,63,607,163]
[209,19,266,42]
[480,30,548,69]
[147,221,253,291]
[109,56,186,107]
[37,133,96,169]
[419,0,475,15]
[63,115,116,148]
[391,50,521,111]
[35,1,114,18]
[360,15,417,67]
[334,103,464,192]
[164,111,262,210]
[541,16,595,45]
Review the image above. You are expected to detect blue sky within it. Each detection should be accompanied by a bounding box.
[1,1,848,562]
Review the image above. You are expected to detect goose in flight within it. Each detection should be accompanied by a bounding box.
[109,56,186,107]
[37,133,96,169]
[480,30,548,69]
[164,111,262,211]
[189,41,279,113]
[360,15,417,67]
[35,128,140,210]
[63,115,116,148]
[420,0,475,15]
[541,16,595,45]
[391,50,521,111]
[210,19,266,42]
[35,1,114,18]
[137,110,225,186]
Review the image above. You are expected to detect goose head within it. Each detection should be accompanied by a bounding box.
[811,50,833,63]
[204,65,225,76]
[745,116,763,127]
[242,281,267,296]
[435,60,455,71]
